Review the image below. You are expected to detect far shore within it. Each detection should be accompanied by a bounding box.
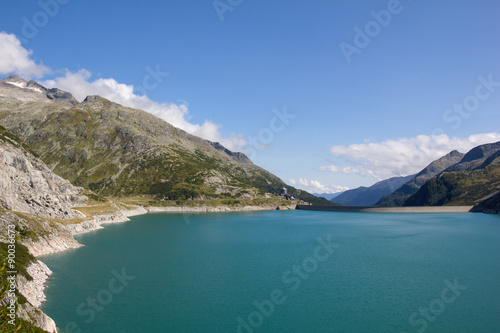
[144,204,296,214]
[296,205,474,213]
[67,203,479,241]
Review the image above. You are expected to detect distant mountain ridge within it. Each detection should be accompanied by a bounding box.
[314,192,344,201]
[376,150,464,206]
[333,175,415,206]
[403,141,500,206]
[442,141,500,172]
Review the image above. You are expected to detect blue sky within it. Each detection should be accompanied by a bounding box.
[1,0,499,194]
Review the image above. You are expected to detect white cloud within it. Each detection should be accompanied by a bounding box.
[0,32,245,151]
[322,133,500,180]
[0,32,50,78]
[42,69,246,150]
[291,178,348,194]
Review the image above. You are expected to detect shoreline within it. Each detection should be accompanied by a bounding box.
[27,202,474,332]
[296,205,474,213]
[30,203,286,331]
[145,204,287,213]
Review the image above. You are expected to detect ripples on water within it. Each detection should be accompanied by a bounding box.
[41,211,500,333]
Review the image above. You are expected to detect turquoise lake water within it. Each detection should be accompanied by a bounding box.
[40,210,500,332]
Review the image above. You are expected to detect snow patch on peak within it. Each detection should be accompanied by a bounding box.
[26,86,43,93]
[6,80,26,89]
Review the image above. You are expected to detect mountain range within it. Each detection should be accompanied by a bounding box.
[332,142,500,210]
[2,74,498,211]
[0,74,497,332]
[0,75,329,206]
[332,175,415,206]
[376,150,465,206]
[403,141,500,207]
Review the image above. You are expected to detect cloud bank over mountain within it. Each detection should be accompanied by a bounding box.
[289,178,349,194]
[1,30,499,191]
[321,133,500,180]
[0,32,49,78]
[0,31,245,150]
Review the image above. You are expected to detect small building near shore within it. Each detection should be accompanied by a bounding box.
[281,187,288,196]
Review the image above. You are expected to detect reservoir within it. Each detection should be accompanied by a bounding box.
[41,210,500,332]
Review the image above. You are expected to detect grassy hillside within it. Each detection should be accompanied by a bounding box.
[0,95,330,205]
[404,162,500,206]
[376,150,464,206]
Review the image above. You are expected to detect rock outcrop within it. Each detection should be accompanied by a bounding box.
[470,191,500,214]
[0,210,82,256]
[17,301,57,333]
[64,206,148,235]
[0,132,86,220]
[17,261,53,308]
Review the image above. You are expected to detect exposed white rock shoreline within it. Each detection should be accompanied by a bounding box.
[61,204,290,237]
[19,203,285,332]
[145,204,288,213]
[64,206,149,236]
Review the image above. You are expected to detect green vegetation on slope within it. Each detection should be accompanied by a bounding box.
[376,150,464,207]
[0,96,331,205]
[376,183,420,207]
[0,242,48,333]
[404,163,500,206]
[0,124,38,158]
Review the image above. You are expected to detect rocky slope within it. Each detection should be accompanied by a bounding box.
[0,75,329,205]
[471,191,500,214]
[333,174,415,206]
[0,126,85,332]
[376,150,465,206]
[442,141,500,172]
[0,125,86,219]
[0,130,146,332]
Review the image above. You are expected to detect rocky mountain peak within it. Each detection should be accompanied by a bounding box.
[208,141,251,164]
[447,150,462,157]
[81,95,115,108]
[0,75,78,105]
[83,95,106,102]
[416,150,465,177]
[460,141,500,163]
[1,74,25,83]
[444,141,500,172]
